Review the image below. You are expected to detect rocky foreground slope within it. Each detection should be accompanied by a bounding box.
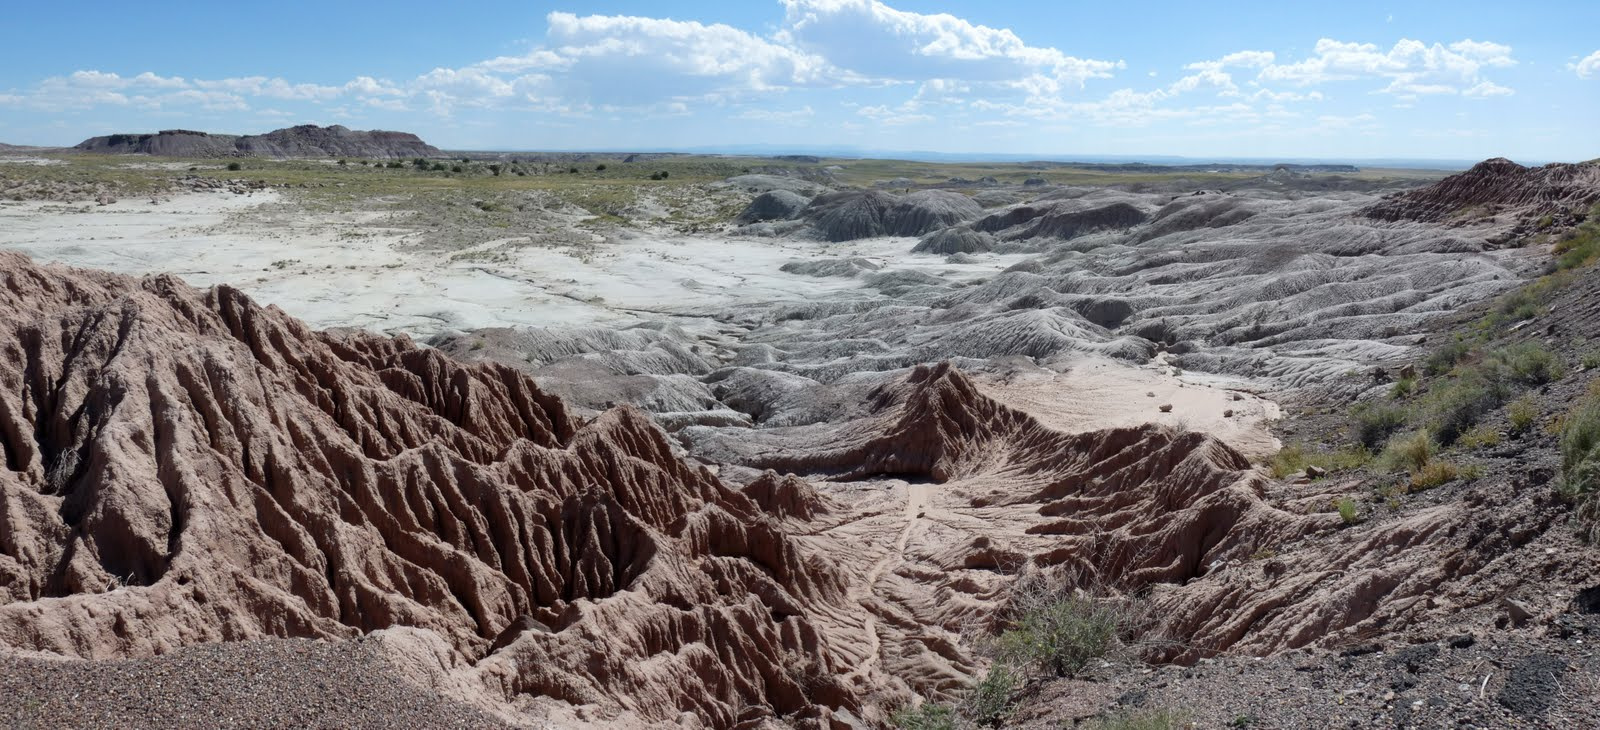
[73,124,441,159]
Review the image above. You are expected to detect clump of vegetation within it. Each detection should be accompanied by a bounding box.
[595,163,607,172]
[1559,394,1600,542]
[1456,424,1502,450]
[1491,341,1564,386]
[650,170,671,180]
[1389,376,1417,399]
[1352,402,1408,450]
[1553,212,1600,271]
[225,161,242,171]
[1085,708,1189,730]
[993,574,1138,678]
[1409,460,1460,491]
[892,702,956,730]
[1379,430,1433,474]
[1335,497,1360,525]
[1268,443,1372,478]
[1508,395,1539,435]
[1425,338,1472,376]
[962,664,1019,727]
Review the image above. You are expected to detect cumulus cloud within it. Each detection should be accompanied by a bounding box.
[1575,50,1600,79]
[1258,38,1515,96]
[780,0,1119,88]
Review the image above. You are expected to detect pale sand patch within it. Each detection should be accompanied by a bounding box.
[975,354,1282,460]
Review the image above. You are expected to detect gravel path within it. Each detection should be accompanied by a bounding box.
[0,638,515,729]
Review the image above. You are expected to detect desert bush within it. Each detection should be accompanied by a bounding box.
[1508,395,1539,435]
[1553,210,1600,271]
[430,162,446,171]
[1457,424,1502,450]
[1425,338,1472,376]
[1268,443,1372,479]
[595,164,607,171]
[1389,376,1417,399]
[1419,371,1509,445]
[1409,460,1460,491]
[1560,395,1600,541]
[451,165,463,173]
[226,161,242,171]
[1352,402,1408,449]
[1335,497,1360,525]
[962,664,1018,727]
[892,703,956,730]
[995,580,1125,677]
[1490,342,1563,386]
[1380,430,1434,474]
[1085,708,1189,730]
[489,164,503,176]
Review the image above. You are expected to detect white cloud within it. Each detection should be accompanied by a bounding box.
[1258,38,1516,96]
[779,0,1120,88]
[737,105,816,123]
[1575,50,1600,79]
[856,103,932,125]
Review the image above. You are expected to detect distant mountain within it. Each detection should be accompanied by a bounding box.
[74,125,441,159]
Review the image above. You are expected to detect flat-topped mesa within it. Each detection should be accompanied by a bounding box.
[1361,157,1600,228]
[0,251,858,727]
[73,124,442,159]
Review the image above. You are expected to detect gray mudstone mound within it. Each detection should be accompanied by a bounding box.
[780,258,882,278]
[720,174,828,197]
[737,190,810,224]
[913,227,995,254]
[803,190,900,242]
[886,190,983,237]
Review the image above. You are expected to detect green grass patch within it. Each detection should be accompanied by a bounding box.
[892,702,956,730]
[1268,443,1374,479]
[1560,394,1600,542]
[1085,708,1190,730]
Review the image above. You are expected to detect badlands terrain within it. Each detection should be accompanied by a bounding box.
[1,140,1598,728]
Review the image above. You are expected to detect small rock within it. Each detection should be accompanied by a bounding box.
[1306,466,1328,479]
[1158,404,1173,413]
[1224,409,1234,418]
[1502,598,1534,627]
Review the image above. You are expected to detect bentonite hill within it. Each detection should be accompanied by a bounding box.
[0,131,1598,729]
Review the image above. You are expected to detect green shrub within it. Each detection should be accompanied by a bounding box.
[1508,395,1539,435]
[1419,372,1509,445]
[1425,339,1472,376]
[1583,351,1600,370]
[1553,213,1600,271]
[1380,431,1434,474]
[1457,424,1501,449]
[1268,443,1372,479]
[595,164,607,171]
[1389,376,1417,399]
[1490,342,1564,386]
[1560,395,1600,541]
[451,165,463,173]
[1409,460,1459,491]
[892,703,956,730]
[1352,402,1408,449]
[1336,497,1360,525]
[962,664,1018,727]
[1086,708,1189,730]
[995,580,1132,678]
[226,161,242,171]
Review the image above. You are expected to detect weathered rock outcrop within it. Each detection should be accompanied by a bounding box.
[74,125,441,159]
[0,251,857,727]
[1362,157,1600,227]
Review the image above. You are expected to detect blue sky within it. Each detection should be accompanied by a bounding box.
[3,1,1597,161]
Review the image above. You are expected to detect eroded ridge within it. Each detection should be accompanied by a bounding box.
[0,251,860,727]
